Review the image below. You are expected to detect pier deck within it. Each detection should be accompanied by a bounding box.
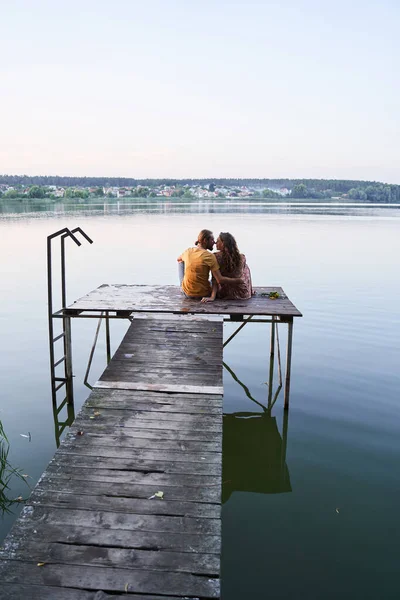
[0,316,223,599]
[63,284,303,318]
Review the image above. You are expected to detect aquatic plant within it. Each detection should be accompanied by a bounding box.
[0,421,28,514]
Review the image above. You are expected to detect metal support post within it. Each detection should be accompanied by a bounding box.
[284,319,294,410]
[64,316,74,405]
[268,317,276,408]
[223,315,253,348]
[84,313,105,389]
[105,311,111,364]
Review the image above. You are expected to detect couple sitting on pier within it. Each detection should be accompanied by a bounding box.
[178,229,253,302]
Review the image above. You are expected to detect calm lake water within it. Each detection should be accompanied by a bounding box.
[1,200,399,599]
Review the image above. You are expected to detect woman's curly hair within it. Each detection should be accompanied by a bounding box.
[218,232,242,274]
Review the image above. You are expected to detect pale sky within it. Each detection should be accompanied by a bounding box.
[1,0,399,182]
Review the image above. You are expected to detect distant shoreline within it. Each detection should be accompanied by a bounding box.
[1,196,400,205]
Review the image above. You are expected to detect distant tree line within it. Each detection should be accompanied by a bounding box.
[0,174,398,193]
[346,184,400,203]
[1,176,399,203]
[289,182,400,202]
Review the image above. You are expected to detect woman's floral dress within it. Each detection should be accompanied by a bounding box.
[215,252,253,299]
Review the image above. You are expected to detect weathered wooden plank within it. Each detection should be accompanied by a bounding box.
[116,315,223,333]
[89,389,223,399]
[111,349,220,360]
[35,477,221,503]
[66,434,221,452]
[98,371,222,384]
[98,373,222,387]
[100,365,222,378]
[0,561,220,597]
[0,585,186,600]
[0,540,220,574]
[121,329,222,337]
[65,432,222,450]
[88,389,223,404]
[94,381,224,395]
[10,506,221,537]
[45,465,220,488]
[28,490,221,519]
[111,354,222,367]
[117,334,222,343]
[133,312,222,321]
[109,361,222,373]
[72,415,222,433]
[51,454,222,475]
[112,346,221,356]
[79,407,222,426]
[73,411,222,430]
[113,342,222,352]
[85,399,222,414]
[5,520,221,554]
[119,323,222,331]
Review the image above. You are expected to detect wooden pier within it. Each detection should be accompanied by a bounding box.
[0,283,302,599]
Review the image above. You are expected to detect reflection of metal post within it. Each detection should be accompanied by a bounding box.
[281,409,289,484]
[223,361,268,411]
[105,311,111,364]
[284,319,294,409]
[268,317,275,407]
[64,316,74,405]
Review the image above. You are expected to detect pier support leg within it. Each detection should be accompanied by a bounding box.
[268,317,275,409]
[64,316,74,406]
[284,318,294,410]
[105,311,111,364]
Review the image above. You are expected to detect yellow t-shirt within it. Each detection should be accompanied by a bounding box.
[180,247,219,297]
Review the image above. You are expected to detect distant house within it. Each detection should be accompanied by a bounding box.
[103,187,118,197]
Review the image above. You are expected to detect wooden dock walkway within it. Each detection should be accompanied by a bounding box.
[1,282,302,599]
[0,316,224,599]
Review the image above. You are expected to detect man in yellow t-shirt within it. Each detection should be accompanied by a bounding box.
[178,229,242,301]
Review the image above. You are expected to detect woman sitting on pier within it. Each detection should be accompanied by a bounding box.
[204,232,253,302]
[178,229,243,301]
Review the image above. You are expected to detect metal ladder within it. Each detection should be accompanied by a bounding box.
[47,227,93,445]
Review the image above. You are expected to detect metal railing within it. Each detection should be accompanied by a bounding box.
[47,227,93,443]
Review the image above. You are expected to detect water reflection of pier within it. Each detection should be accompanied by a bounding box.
[223,410,290,502]
[222,360,291,503]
